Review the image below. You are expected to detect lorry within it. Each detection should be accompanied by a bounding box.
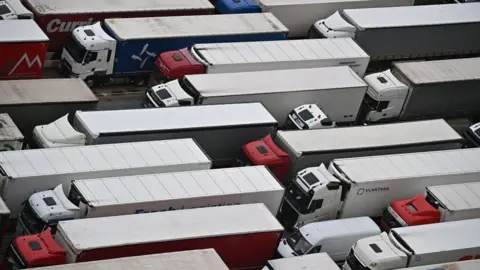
[0,138,211,218]
[145,66,368,126]
[216,0,413,38]
[18,165,284,235]
[0,198,10,248]
[357,57,480,125]
[0,79,98,146]
[34,103,277,164]
[5,203,284,269]
[277,217,380,262]
[344,218,480,270]
[59,13,288,87]
[277,145,480,230]
[0,114,24,151]
[241,119,463,182]
[262,253,340,270]
[309,3,480,65]
[23,0,215,61]
[22,249,229,270]
[398,260,480,270]
[0,20,48,80]
[0,0,32,20]
[381,182,480,230]
[153,38,369,82]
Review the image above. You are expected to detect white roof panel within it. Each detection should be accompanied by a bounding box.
[398,259,480,270]
[278,119,461,156]
[57,203,283,251]
[75,103,277,135]
[25,0,213,15]
[333,147,480,183]
[0,114,23,143]
[0,139,210,178]
[193,38,368,65]
[427,182,480,211]
[393,57,480,85]
[105,13,287,41]
[73,166,282,207]
[343,3,480,30]
[0,20,48,43]
[185,66,366,97]
[391,218,480,256]
[24,249,229,270]
[0,79,97,106]
[267,253,339,270]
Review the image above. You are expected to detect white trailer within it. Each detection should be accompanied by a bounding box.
[0,139,211,218]
[397,260,480,270]
[147,66,368,125]
[35,103,277,163]
[278,145,480,230]
[253,0,413,38]
[19,166,284,235]
[262,253,340,270]
[24,249,229,270]
[346,218,480,269]
[0,114,24,151]
[155,38,370,81]
[312,3,480,62]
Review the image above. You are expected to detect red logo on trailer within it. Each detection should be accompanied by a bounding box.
[0,42,47,79]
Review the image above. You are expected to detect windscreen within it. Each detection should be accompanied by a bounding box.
[155,89,172,100]
[298,109,314,121]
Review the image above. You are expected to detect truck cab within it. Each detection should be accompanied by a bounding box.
[4,229,66,269]
[357,70,408,124]
[276,165,341,229]
[16,185,78,236]
[283,104,335,130]
[464,122,480,147]
[344,232,408,270]
[151,47,205,84]
[380,194,440,231]
[307,11,356,39]
[0,0,33,20]
[60,22,116,87]
[33,114,86,148]
[143,79,194,108]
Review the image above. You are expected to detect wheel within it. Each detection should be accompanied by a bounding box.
[133,77,146,86]
[85,77,95,88]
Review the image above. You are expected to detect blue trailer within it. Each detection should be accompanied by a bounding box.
[59,13,288,87]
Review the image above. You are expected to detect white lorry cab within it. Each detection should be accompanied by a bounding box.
[263,253,340,270]
[345,218,480,270]
[277,217,379,263]
[0,0,33,19]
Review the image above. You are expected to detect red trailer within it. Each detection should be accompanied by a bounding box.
[0,20,48,79]
[23,0,215,60]
[4,203,283,269]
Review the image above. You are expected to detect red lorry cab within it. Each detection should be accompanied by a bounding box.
[155,48,205,80]
[381,193,441,231]
[242,135,290,181]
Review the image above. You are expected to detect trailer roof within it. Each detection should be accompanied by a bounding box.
[393,57,480,85]
[0,20,48,42]
[391,218,480,256]
[343,3,480,30]
[0,114,23,143]
[398,260,480,270]
[333,147,480,183]
[266,253,339,270]
[427,182,480,212]
[192,38,368,66]
[73,166,283,207]
[0,139,210,178]
[105,13,288,41]
[186,66,366,97]
[277,119,462,157]
[25,0,213,15]
[57,203,283,251]
[25,249,228,270]
[75,103,277,135]
[0,79,97,106]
